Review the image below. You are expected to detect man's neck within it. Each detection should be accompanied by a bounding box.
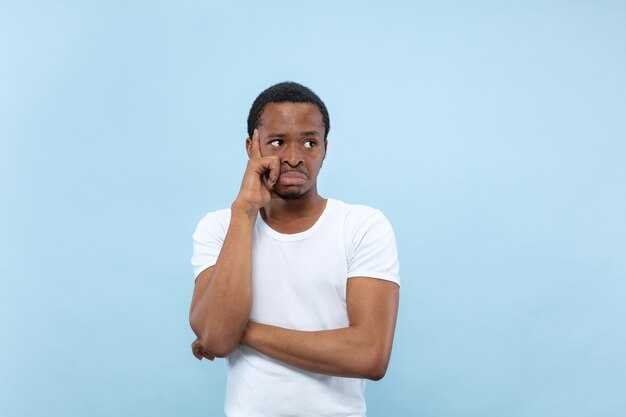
[261,191,327,234]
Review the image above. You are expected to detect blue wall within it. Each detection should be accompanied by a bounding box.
[1,1,624,416]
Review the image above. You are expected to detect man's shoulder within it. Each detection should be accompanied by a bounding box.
[203,207,231,218]
[195,207,231,232]
[330,198,386,223]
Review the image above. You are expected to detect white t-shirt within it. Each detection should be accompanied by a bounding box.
[191,198,400,417]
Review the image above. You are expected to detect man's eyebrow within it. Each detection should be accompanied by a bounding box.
[266,132,288,138]
[301,130,321,137]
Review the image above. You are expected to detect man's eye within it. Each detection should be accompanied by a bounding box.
[303,140,316,148]
[270,140,282,147]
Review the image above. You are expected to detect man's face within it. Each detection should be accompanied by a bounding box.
[248,102,327,200]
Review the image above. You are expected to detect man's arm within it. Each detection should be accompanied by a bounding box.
[189,130,280,357]
[240,277,399,380]
[188,209,254,357]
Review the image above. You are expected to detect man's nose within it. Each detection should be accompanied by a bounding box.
[282,144,303,167]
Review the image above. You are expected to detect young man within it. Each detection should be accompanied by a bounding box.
[189,82,400,417]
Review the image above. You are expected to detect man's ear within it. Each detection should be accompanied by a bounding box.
[245,138,252,158]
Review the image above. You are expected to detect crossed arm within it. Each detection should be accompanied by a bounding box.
[241,277,399,380]
[191,270,399,380]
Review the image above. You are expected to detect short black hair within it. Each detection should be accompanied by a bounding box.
[247,82,330,140]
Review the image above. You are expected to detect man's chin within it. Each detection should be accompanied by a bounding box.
[275,186,308,201]
[276,191,305,200]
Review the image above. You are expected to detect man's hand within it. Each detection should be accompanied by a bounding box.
[235,128,280,213]
[191,338,216,361]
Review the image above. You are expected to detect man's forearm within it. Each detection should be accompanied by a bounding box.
[240,322,391,380]
[189,204,257,356]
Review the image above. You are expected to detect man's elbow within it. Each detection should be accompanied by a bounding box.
[200,337,236,358]
[189,309,205,342]
[193,327,238,358]
[363,352,391,381]
[365,362,388,381]
[189,314,238,358]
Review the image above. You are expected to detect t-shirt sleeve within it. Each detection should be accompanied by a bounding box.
[190,211,228,281]
[346,209,400,286]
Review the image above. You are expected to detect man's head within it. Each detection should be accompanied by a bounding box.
[247,82,330,141]
[246,82,329,201]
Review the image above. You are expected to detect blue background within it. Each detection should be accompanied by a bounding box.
[1,1,625,416]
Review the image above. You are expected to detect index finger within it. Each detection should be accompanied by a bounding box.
[250,129,262,159]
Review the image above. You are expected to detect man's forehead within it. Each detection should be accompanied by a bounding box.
[260,102,324,132]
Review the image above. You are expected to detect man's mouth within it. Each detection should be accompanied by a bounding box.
[277,170,308,186]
